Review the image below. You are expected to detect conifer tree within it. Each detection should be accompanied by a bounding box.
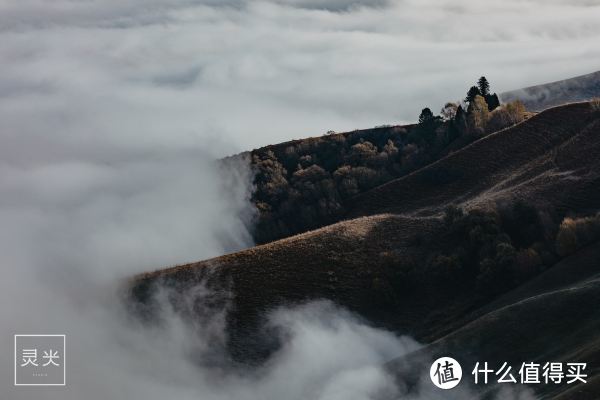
[486,93,500,111]
[478,76,490,97]
[418,107,435,124]
[465,86,481,104]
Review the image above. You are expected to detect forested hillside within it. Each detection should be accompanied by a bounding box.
[250,78,526,243]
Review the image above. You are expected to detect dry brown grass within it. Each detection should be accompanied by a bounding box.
[130,101,600,365]
[387,241,600,399]
[347,102,600,218]
[133,101,600,311]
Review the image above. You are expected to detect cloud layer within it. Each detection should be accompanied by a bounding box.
[1,0,599,151]
[0,1,597,398]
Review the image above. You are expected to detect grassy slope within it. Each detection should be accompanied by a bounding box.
[346,102,600,219]
[131,102,600,396]
[385,241,600,399]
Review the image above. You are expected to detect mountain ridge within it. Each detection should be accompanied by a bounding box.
[501,70,600,111]
[130,99,600,399]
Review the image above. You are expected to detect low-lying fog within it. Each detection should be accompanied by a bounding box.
[2,0,593,398]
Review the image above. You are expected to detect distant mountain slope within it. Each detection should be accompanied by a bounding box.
[130,102,600,383]
[347,102,600,218]
[501,70,600,111]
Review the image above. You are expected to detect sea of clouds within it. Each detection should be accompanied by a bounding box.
[1,0,596,398]
[1,1,599,148]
